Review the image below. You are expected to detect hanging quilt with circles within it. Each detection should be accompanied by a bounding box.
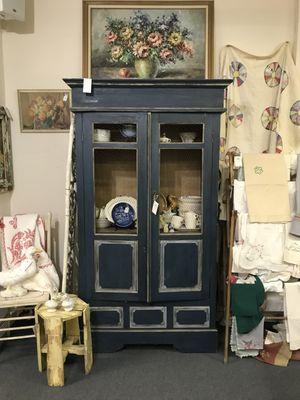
[219,42,300,154]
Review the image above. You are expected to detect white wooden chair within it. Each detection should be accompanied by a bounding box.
[0,213,52,343]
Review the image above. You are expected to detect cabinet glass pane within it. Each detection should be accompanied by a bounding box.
[94,149,137,234]
[159,149,202,233]
[94,123,137,143]
[160,124,203,143]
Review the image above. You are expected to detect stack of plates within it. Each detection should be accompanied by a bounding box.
[105,196,137,228]
[178,196,202,216]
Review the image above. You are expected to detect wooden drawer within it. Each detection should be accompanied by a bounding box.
[130,306,167,328]
[91,307,123,329]
[173,306,210,328]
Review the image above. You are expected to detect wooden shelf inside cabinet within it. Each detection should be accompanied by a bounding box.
[95,227,137,236]
[93,142,137,150]
[159,143,204,150]
[160,230,202,237]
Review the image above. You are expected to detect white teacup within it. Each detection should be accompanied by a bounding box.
[171,215,184,230]
[95,129,111,142]
[180,132,196,143]
[184,211,200,229]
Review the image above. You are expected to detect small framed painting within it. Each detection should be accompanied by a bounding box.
[18,90,71,133]
[83,0,214,79]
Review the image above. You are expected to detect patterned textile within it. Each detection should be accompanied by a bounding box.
[0,106,13,192]
[0,214,59,292]
[220,42,300,153]
[257,341,292,367]
[230,316,264,358]
[64,115,78,293]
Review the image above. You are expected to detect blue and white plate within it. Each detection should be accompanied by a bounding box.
[111,202,135,228]
[105,196,137,223]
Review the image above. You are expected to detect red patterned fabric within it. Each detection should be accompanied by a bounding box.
[0,214,59,291]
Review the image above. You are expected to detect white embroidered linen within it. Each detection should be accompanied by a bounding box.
[232,211,300,286]
[236,213,285,270]
[243,154,291,223]
[284,223,300,265]
[230,316,264,358]
[284,282,300,350]
[220,42,300,154]
[0,214,59,293]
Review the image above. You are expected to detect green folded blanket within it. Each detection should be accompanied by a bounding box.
[231,276,265,334]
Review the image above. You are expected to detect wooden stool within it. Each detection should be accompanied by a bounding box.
[35,297,93,387]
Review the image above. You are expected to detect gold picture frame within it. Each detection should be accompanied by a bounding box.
[18,89,71,133]
[83,0,214,79]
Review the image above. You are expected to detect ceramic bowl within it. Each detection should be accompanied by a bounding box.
[121,124,136,139]
[62,297,75,312]
[45,299,58,312]
[180,132,197,143]
[94,129,111,142]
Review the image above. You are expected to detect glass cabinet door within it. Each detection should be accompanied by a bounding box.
[150,113,211,302]
[82,112,148,302]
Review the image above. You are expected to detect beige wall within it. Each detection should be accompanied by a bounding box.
[214,0,298,75]
[1,0,299,271]
[1,0,81,268]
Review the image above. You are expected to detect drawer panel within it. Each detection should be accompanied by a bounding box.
[130,307,167,328]
[91,307,123,329]
[173,306,210,328]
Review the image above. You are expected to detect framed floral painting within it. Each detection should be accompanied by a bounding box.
[18,90,71,133]
[83,0,213,79]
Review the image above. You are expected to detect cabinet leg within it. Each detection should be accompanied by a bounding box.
[83,307,93,374]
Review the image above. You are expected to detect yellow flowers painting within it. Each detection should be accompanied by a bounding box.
[18,90,71,133]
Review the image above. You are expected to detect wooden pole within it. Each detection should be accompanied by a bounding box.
[223,210,237,364]
[62,115,75,293]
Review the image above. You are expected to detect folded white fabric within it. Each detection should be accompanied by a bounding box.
[284,222,300,265]
[233,180,248,213]
[232,211,300,280]
[234,180,295,217]
[230,316,264,358]
[262,280,284,293]
[238,213,285,270]
[284,282,300,350]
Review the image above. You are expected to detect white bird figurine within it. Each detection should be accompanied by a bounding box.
[0,246,42,298]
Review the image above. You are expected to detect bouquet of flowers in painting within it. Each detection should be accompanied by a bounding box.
[18,91,71,132]
[105,11,194,78]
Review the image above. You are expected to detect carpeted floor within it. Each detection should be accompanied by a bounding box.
[0,340,300,400]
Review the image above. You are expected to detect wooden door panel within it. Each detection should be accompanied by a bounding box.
[160,240,202,293]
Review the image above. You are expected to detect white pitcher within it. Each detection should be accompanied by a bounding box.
[184,211,200,229]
